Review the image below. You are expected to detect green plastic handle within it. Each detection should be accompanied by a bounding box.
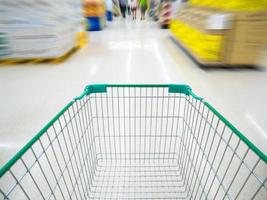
[168,84,203,101]
[74,84,203,101]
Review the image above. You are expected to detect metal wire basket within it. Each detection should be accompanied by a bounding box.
[0,84,266,200]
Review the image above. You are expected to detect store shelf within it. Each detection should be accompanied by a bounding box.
[170,36,224,66]
[170,4,267,66]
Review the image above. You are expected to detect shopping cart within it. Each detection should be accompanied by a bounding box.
[0,84,266,200]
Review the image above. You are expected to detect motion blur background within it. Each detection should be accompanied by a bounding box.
[0,0,267,174]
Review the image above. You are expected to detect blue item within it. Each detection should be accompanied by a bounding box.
[106,11,113,21]
[86,17,102,31]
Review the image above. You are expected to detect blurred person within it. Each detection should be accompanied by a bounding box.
[149,0,155,18]
[130,0,138,20]
[119,0,128,18]
[127,0,131,15]
[139,0,148,20]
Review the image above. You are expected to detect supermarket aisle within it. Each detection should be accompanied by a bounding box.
[0,19,267,166]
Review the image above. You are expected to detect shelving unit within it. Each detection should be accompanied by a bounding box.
[170,1,267,66]
[0,0,87,64]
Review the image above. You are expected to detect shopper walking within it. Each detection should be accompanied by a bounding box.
[119,0,128,18]
[140,0,148,20]
[130,0,138,20]
[127,0,131,15]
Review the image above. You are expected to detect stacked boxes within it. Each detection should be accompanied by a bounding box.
[222,11,267,65]
[0,0,87,61]
[170,6,228,63]
[171,3,267,66]
[175,6,232,31]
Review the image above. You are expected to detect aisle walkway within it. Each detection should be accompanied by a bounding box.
[0,19,267,166]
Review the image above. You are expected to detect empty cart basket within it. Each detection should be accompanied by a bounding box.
[0,84,266,200]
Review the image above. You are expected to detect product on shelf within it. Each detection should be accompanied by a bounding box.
[171,20,223,61]
[0,0,87,62]
[106,0,113,21]
[170,3,267,66]
[84,0,106,17]
[83,0,106,31]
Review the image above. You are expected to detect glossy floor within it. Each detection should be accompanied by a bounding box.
[0,19,267,167]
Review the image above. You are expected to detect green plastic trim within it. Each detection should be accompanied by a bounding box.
[169,84,190,94]
[85,84,107,94]
[190,91,204,101]
[169,84,203,101]
[73,84,107,100]
[205,102,267,164]
[108,84,169,88]
[0,101,74,177]
[84,84,203,101]
[73,91,87,101]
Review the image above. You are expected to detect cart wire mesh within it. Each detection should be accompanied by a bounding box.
[0,84,266,200]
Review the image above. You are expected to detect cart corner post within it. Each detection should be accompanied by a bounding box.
[168,84,203,101]
[74,84,107,101]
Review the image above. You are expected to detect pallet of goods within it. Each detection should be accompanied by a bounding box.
[170,0,267,66]
[0,0,87,65]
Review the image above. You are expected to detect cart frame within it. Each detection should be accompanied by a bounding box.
[0,84,266,200]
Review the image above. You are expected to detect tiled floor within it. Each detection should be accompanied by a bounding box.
[0,18,266,167]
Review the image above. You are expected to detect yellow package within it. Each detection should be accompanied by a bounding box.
[189,0,267,11]
[170,19,223,61]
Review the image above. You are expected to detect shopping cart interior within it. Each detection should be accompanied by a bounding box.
[0,84,266,199]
